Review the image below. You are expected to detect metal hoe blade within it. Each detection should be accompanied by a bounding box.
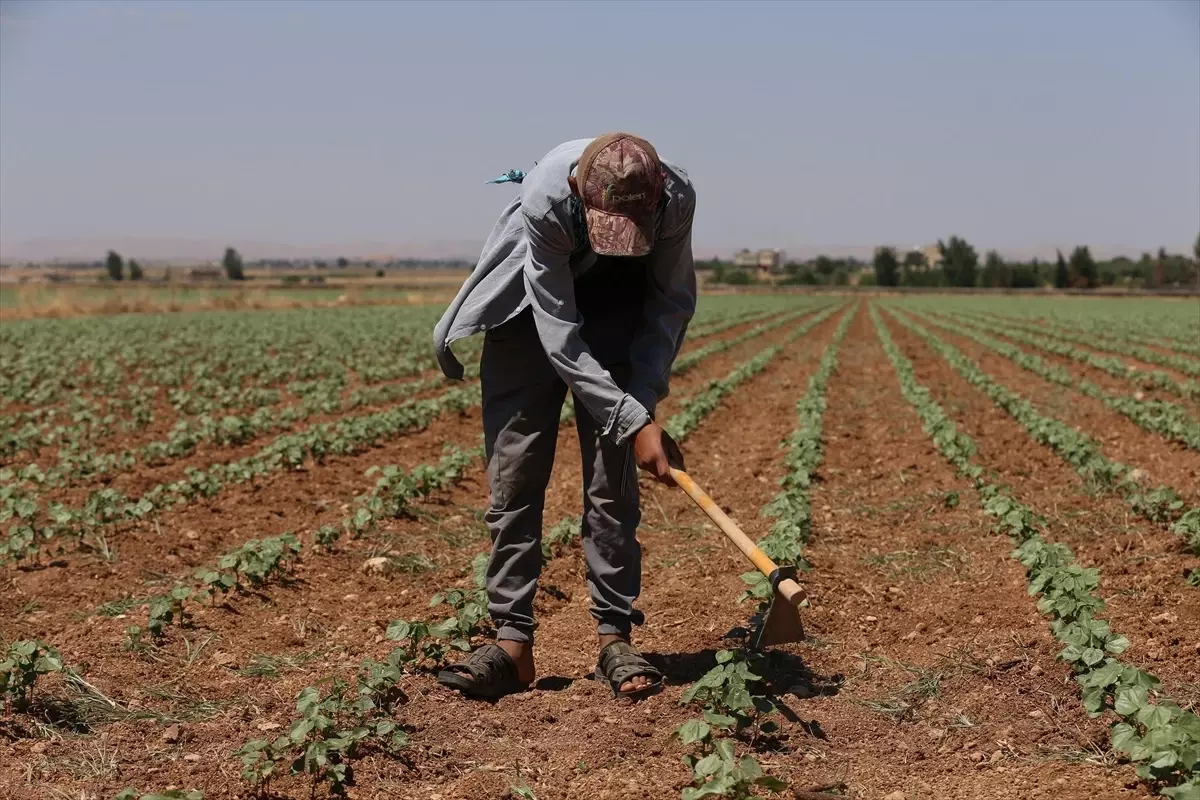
[752,565,805,650]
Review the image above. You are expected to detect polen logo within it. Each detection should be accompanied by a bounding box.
[602,184,645,205]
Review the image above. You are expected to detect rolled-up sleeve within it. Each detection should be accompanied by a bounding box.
[628,202,697,418]
[522,209,652,446]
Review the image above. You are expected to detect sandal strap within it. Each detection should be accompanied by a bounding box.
[444,643,518,685]
[598,641,662,685]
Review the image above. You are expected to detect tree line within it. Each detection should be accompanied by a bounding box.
[104,248,246,281]
[869,234,1199,290]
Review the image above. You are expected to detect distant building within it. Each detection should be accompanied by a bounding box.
[732,248,786,274]
[922,244,943,266]
[188,267,223,281]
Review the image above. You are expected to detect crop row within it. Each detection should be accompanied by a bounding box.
[885,309,1200,575]
[665,305,843,442]
[934,309,1200,404]
[969,309,1200,378]
[670,307,857,799]
[871,304,1199,799]
[0,385,480,565]
[947,298,1200,353]
[1021,314,1200,359]
[915,311,1200,451]
[748,303,856,589]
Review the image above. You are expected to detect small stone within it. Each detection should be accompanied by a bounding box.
[162,724,182,743]
[343,594,358,601]
[1028,709,1043,719]
[883,792,907,800]
[183,753,201,762]
[30,741,48,754]
[212,652,236,667]
[927,728,945,740]
[971,615,984,625]
[969,751,985,763]
[887,586,901,595]
[1029,665,1043,677]
[256,722,281,731]
[990,749,1004,763]
[183,529,199,541]
[361,556,390,574]
[864,615,878,622]
[1151,611,1177,624]
[902,631,918,641]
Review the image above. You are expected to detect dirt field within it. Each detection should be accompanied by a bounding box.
[1,295,1197,800]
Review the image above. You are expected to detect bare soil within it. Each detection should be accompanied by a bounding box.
[0,302,1187,800]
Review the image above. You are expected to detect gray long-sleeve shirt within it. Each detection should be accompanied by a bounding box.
[432,138,697,447]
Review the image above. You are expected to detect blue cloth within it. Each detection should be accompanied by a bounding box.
[487,169,527,185]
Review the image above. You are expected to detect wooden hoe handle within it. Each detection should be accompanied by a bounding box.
[669,468,806,606]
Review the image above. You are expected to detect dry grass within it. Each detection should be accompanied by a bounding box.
[0,279,461,319]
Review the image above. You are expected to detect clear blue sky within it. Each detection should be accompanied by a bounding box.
[1,0,1197,260]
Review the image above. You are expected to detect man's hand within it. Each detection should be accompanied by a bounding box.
[633,422,680,486]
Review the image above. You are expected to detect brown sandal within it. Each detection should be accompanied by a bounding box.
[595,641,664,700]
[437,643,530,699]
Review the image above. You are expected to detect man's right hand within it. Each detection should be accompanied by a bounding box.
[633,422,681,486]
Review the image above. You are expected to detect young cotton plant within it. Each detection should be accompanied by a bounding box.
[1,639,65,714]
[673,650,787,799]
[340,446,482,539]
[236,665,410,799]
[195,533,301,597]
[385,553,491,669]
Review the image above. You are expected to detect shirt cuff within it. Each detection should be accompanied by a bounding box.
[604,394,652,447]
[629,385,659,421]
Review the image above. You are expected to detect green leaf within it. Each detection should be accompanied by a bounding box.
[1110,722,1140,754]
[702,711,737,730]
[1114,687,1148,717]
[675,719,711,746]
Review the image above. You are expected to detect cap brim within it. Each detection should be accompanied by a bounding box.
[585,206,654,257]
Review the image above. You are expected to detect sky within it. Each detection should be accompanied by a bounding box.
[0,0,1198,261]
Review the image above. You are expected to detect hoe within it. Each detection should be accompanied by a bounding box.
[663,438,805,650]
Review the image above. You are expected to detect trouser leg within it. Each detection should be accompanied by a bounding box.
[480,310,566,644]
[574,305,645,637]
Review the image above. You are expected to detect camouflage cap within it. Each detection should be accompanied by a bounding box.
[576,133,664,257]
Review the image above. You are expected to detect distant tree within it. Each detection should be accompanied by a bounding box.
[938,236,978,287]
[981,250,1008,288]
[813,255,838,280]
[873,246,900,287]
[223,247,245,281]
[128,259,144,281]
[1194,232,1200,263]
[105,250,124,281]
[336,256,349,269]
[1054,250,1070,289]
[1010,262,1039,288]
[1069,246,1097,289]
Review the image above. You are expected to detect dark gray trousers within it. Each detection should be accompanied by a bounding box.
[481,305,644,644]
